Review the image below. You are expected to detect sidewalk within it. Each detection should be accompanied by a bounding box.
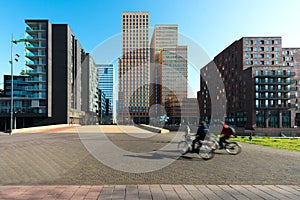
[0,184,299,199]
[0,124,79,135]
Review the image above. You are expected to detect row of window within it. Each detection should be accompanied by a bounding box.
[255,70,292,76]
[255,85,295,91]
[245,39,279,45]
[245,46,279,52]
[246,60,279,65]
[282,50,296,55]
[255,77,291,83]
[246,53,279,58]
[123,15,149,18]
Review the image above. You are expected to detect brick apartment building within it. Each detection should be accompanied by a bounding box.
[199,37,300,134]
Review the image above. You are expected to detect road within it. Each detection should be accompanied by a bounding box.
[0,125,299,185]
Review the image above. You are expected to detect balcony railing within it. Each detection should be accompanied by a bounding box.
[255,72,296,78]
[26,44,46,48]
[257,104,297,109]
[256,80,296,85]
[25,69,46,74]
[26,61,47,65]
[26,52,46,57]
[25,77,46,82]
[25,86,46,91]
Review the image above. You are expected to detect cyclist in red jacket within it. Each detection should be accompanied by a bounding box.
[219,122,234,149]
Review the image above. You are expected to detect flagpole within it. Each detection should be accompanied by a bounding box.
[10,33,14,136]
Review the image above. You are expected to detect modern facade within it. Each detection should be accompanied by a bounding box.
[118,12,150,124]
[97,63,113,123]
[81,53,99,125]
[199,37,300,132]
[150,25,178,107]
[150,25,188,125]
[0,19,98,130]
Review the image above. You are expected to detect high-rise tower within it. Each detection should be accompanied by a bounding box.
[118,12,150,124]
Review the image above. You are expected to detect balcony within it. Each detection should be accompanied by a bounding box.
[26,26,46,32]
[256,95,296,100]
[258,104,297,109]
[26,77,46,83]
[25,52,46,58]
[254,72,296,78]
[26,61,47,66]
[26,43,46,49]
[25,69,46,75]
[256,80,296,85]
[25,86,46,91]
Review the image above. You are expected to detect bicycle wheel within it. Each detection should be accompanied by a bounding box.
[225,142,241,155]
[177,141,189,154]
[198,143,215,160]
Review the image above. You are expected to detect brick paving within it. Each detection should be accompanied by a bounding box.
[1,125,300,199]
[0,185,299,199]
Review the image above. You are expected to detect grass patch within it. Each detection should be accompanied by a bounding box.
[231,137,300,151]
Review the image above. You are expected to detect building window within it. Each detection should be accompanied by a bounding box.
[245,40,249,45]
[260,61,264,65]
[260,47,264,51]
[260,40,264,45]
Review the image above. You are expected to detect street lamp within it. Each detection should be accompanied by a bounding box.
[8,36,27,135]
[9,34,21,136]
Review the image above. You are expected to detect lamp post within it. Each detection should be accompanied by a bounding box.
[9,34,20,136]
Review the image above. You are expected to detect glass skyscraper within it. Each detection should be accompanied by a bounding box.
[97,64,113,116]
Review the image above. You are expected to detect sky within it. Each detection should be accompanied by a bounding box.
[1,0,300,95]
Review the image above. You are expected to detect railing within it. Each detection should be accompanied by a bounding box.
[258,104,296,109]
[25,86,46,91]
[255,72,296,77]
[26,44,46,48]
[26,61,47,65]
[26,52,46,57]
[26,78,46,82]
[256,80,296,85]
[25,69,46,74]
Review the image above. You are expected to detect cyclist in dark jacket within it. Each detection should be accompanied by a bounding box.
[192,121,208,152]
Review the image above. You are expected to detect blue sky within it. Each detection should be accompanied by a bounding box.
[1,0,300,94]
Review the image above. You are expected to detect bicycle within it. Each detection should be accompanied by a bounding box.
[177,132,215,160]
[207,133,242,155]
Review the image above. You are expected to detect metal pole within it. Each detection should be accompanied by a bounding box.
[10,34,14,136]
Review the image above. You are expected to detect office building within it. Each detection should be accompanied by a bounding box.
[97,63,113,123]
[0,19,98,130]
[150,25,178,107]
[118,12,150,124]
[199,37,300,133]
[150,25,188,125]
[81,53,99,125]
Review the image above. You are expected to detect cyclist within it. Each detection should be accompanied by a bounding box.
[191,121,208,152]
[219,122,235,149]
